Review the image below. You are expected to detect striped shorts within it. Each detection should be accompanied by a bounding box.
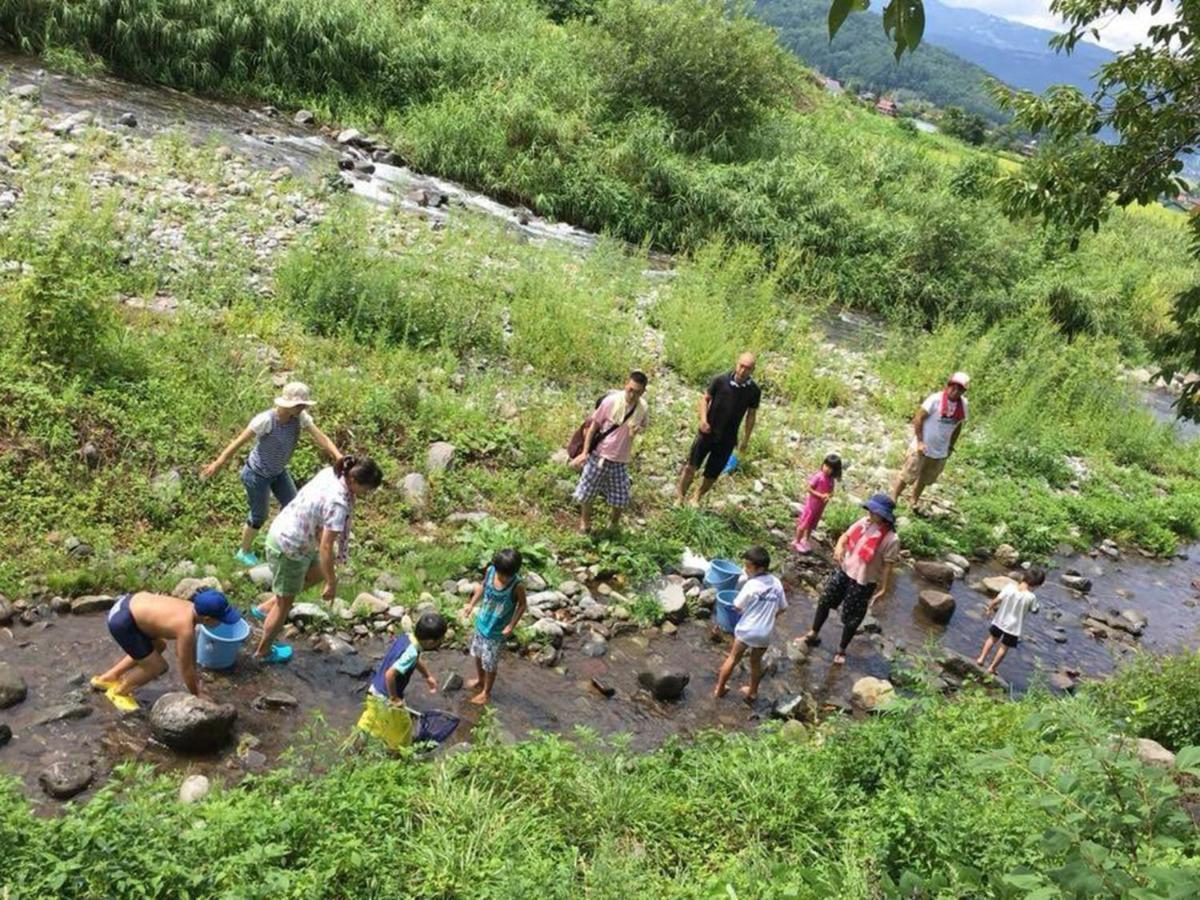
[573,456,631,508]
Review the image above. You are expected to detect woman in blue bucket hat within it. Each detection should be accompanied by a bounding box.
[801,493,901,665]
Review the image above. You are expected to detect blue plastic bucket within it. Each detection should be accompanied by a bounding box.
[196,618,250,669]
[714,589,741,634]
[704,558,742,592]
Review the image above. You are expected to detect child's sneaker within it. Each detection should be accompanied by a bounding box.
[791,539,810,554]
[234,548,259,566]
[248,605,267,621]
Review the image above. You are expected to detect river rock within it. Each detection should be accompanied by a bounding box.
[117,112,137,128]
[350,593,389,616]
[49,110,93,136]
[590,677,615,698]
[637,669,689,702]
[248,564,273,586]
[1060,574,1093,593]
[0,664,28,709]
[771,693,811,721]
[527,590,565,610]
[35,702,92,726]
[252,691,299,711]
[852,677,896,711]
[441,673,463,693]
[531,618,564,647]
[580,638,608,658]
[654,582,687,623]
[524,572,547,592]
[945,553,971,572]
[533,645,559,667]
[336,128,363,145]
[0,723,11,747]
[11,83,39,100]
[179,774,211,804]
[859,614,881,635]
[426,442,455,474]
[0,597,12,625]
[70,595,114,614]
[289,603,330,626]
[917,590,956,624]
[150,693,237,752]
[994,544,1020,566]
[50,596,71,613]
[337,657,373,678]
[1120,609,1148,635]
[914,561,956,587]
[1132,737,1175,769]
[402,472,428,509]
[39,761,95,800]
[981,575,1015,596]
[172,576,222,600]
[294,109,315,125]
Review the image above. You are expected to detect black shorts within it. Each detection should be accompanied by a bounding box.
[988,624,1019,648]
[688,431,737,480]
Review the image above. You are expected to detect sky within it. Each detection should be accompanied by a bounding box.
[939,0,1176,50]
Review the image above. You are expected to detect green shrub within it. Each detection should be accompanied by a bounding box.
[1091,652,1200,751]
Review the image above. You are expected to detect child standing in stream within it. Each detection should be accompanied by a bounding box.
[792,453,842,553]
[977,568,1045,675]
[713,546,788,703]
[461,548,528,706]
[201,382,342,566]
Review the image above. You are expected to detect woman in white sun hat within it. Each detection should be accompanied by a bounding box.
[890,371,970,513]
[201,382,343,566]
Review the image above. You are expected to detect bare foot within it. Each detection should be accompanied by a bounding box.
[739,685,757,703]
[975,656,986,667]
[714,683,729,698]
[833,653,846,665]
[466,678,482,691]
[986,666,998,676]
[802,632,821,647]
[469,692,490,705]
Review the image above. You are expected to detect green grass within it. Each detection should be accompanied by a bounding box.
[1,664,1199,897]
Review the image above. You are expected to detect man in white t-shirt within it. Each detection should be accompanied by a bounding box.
[890,372,969,510]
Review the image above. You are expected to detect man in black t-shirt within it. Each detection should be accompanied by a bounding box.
[676,352,761,504]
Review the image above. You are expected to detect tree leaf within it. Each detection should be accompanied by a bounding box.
[828,0,868,41]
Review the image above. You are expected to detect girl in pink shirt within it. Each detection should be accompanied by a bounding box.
[792,453,841,553]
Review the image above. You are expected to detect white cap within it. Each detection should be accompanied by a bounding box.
[274,381,315,408]
[948,372,970,390]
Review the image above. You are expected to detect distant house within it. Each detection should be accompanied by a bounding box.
[875,98,898,117]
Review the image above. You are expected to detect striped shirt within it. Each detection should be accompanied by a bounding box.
[245,409,313,477]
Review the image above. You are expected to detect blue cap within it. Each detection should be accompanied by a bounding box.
[862,492,896,525]
[193,588,241,625]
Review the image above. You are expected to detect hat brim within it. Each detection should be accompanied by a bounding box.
[947,379,968,389]
[861,501,896,524]
[274,398,316,408]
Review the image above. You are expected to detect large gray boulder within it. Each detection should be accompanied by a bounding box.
[637,669,690,702]
[917,590,956,624]
[852,676,897,711]
[426,441,456,474]
[70,595,114,614]
[172,576,222,600]
[0,663,27,709]
[914,561,956,588]
[402,472,429,510]
[149,693,237,752]
[654,581,687,623]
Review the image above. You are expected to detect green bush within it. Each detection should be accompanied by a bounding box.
[1091,652,1200,751]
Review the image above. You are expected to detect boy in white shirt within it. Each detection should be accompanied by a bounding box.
[713,546,788,702]
[976,568,1045,675]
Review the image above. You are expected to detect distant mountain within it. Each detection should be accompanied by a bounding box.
[756,0,1009,122]
[921,0,1114,96]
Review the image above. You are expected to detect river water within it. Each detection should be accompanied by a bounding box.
[3,53,1200,806]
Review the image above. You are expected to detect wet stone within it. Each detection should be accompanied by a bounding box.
[252,692,299,711]
[70,595,114,614]
[34,703,92,726]
[590,677,615,698]
[637,669,689,702]
[338,657,373,679]
[39,760,95,800]
[0,663,28,709]
[441,673,463,693]
[179,774,211,804]
[0,723,11,746]
[150,693,237,752]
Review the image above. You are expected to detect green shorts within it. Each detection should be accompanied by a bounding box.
[265,536,314,597]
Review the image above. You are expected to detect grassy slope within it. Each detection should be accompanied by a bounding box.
[2,664,1199,897]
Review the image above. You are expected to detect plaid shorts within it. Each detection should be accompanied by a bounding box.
[470,631,503,673]
[573,456,631,508]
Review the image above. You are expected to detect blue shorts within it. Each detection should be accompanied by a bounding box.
[241,465,298,529]
[106,594,154,660]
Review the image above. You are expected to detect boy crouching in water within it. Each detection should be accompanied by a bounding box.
[92,589,242,711]
[356,612,448,750]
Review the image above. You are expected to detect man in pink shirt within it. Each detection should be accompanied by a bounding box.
[570,371,650,533]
